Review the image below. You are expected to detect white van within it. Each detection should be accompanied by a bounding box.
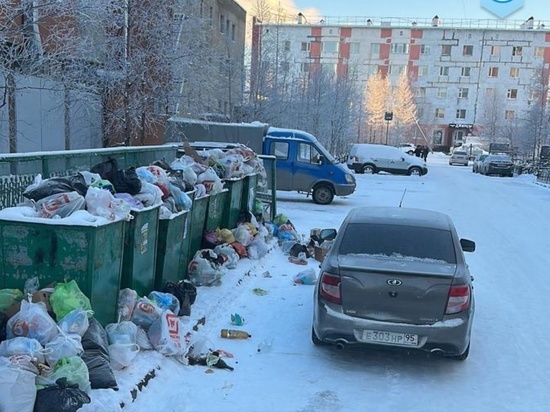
[347,144,428,176]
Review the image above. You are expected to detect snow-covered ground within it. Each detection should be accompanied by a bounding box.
[86,153,550,412]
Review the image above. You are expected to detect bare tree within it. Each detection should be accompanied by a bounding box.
[524,64,550,160]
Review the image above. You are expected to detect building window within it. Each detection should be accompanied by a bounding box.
[209,6,213,19]
[416,87,426,97]
[418,66,428,77]
[504,110,515,120]
[458,88,469,98]
[219,15,224,32]
[226,19,230,35]
[231,24,236,41]
[371,43,380,55]
[437,87,448,98]
[512,46,522,56]
[486,87,495,96]
[366,65,379,75]
[390,43,409,54]
[301,42,310,52]
[488,67,499,77]
[283,40,291,51]
[390,65,405,75]
[439,66,449,76]
[441,45,452,56]
[509,67,519,78]
[433,130,443,145]
[456,109,466,119]
[461,67,471,77]
[420,44,431,55]
[280,61,290,71]
[323,41,338,53]
[322,63,337,75]
[350,42,360,53]
[435,108,445,118]
[490,45,500,56]
[463,45,473,56]
[535,47,545,57]
[528,90,538,101]
[507,89,518,99]
[300,62,310,73]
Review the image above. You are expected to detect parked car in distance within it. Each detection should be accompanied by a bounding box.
[347,144,428,176]
[397,143,416,155]
[449,150,469,166]
[472,154,489,173]
[312,206,476,360]
[478,154,514,177]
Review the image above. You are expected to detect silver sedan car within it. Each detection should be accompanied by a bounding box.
[449,150,469,166]
[312,207,476,360]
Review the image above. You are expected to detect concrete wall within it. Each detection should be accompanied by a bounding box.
[0,74,102,154]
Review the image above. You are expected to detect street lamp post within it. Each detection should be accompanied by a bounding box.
[384,111,393,145]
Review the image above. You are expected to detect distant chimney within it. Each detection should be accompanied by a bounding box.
[366,19,373,26]
[298,12,304,24]
[432,15,441,27]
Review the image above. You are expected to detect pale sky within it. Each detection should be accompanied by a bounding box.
[284,0,549,21]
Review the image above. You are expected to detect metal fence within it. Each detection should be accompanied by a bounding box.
[0,145,180,210]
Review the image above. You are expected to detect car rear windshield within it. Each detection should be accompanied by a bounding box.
[453,151,468,156]
[339,223,457,263]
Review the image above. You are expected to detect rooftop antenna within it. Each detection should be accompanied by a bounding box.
[399,189,407,208]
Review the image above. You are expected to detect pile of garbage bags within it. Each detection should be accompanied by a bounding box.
[0,275,202,412]
[187,211,273,286]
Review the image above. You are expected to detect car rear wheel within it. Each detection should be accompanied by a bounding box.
[362,164,375,174]
[311,327,326,346]
[408,167,422,176]
[448,343,470,361]
[312,184,334,205]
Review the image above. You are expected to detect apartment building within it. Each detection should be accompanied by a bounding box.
[251,16,550,150]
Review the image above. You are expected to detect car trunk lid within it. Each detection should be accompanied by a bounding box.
[338,255,456,325]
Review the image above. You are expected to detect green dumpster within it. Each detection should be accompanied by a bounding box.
[205,189,229,231]
[121,205,160,297]
[188,195,209,259]
[222,178,244,228]
[0,217,125,325]
[241,174,258,213]
[154,205,193,290]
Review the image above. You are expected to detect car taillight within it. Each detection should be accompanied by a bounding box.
[446,284,470,314]
[320,272,341,304]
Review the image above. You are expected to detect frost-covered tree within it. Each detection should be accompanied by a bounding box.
[364,70,390,143]
[390,70,417,144]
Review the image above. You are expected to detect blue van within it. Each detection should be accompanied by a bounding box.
[264,127,356,204]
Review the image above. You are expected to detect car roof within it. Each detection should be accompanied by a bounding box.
[345,207,453,231]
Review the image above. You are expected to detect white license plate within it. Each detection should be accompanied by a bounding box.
[362,330,418,346]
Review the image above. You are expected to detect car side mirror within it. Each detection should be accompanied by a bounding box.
[460,238,475,252]
[320,228,337,241]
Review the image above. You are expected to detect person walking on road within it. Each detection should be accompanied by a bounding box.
[421,146,429,162]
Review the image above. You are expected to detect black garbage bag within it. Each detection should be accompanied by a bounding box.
[34,378,91,412]
[289,243,311,259]
[80,349,118,390]
[163,280,197,317]
[81,318,118,390]
[91,158,142,195]
[23,174,88,201]
[0,312,7,343]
